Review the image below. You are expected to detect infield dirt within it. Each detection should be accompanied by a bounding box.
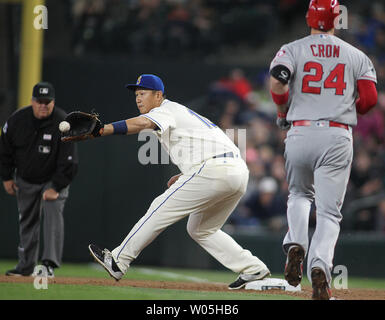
[0,276,384,300]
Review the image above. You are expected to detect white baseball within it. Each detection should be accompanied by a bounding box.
[59,121,70,132]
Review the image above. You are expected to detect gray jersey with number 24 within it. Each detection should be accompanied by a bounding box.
[270,34,377,126]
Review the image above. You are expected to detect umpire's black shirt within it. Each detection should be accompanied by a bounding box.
[0,106,78,191]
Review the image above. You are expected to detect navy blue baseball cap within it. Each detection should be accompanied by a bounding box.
[125,74,164,94]
[32,82,55,100]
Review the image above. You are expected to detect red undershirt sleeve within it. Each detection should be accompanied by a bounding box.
[356,80,378,115]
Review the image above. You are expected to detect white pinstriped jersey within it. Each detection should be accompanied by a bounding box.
[141,99,239,174]
[270,34,377,125]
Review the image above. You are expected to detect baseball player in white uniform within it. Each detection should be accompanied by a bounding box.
[88,74,270,289]
[269,0,378,299]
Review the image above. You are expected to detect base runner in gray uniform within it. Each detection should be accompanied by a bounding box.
[269,0,378,299]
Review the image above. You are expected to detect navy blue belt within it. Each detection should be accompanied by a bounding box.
[213,152,234,159]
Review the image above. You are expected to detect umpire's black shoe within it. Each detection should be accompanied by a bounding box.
[32,265,55,278]
[5,268,32,277]
[284,245,305,287]
[88,244,123,281]
[311,267,332,300]
[228,269,271,290]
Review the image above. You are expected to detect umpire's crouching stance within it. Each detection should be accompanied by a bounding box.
[0,82,78,277]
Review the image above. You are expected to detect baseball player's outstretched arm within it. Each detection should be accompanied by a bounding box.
[61,113,159,142]
[101,116,157,136]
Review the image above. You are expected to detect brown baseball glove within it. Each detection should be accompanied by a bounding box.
[61,111,104,142]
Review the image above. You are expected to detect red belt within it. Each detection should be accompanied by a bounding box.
[292,120,349,130]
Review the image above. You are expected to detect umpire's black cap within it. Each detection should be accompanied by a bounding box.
[32,82,55,100]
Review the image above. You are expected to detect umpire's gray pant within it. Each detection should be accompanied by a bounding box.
[15,176,69,273]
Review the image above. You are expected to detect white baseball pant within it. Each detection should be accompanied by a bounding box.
[111,157,268,275]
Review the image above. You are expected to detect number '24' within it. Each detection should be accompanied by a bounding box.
[302,62,347,96]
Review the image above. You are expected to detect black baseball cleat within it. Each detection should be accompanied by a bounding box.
[228,269,271,290]
[32,265,55,278]
[5,269,32,277]
[311,267,332,300]
[284,245,305,287]
[43,265,55,278]
[88,244,123,281]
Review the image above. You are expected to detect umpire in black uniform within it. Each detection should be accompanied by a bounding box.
[0,82,78,277]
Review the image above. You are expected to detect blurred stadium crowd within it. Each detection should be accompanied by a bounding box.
[69,0,301,57]
[59,0,385,235]
[209,66,385,236]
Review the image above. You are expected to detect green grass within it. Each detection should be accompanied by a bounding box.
[1,260,384,300]
[0,282,300,300]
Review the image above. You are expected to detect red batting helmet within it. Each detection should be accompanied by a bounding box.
[306,0,340,31]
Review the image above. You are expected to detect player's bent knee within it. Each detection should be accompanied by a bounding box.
[315,208,343,221]
[186,224,214,241]
[186,224,199,240]
[288,192,314,201]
